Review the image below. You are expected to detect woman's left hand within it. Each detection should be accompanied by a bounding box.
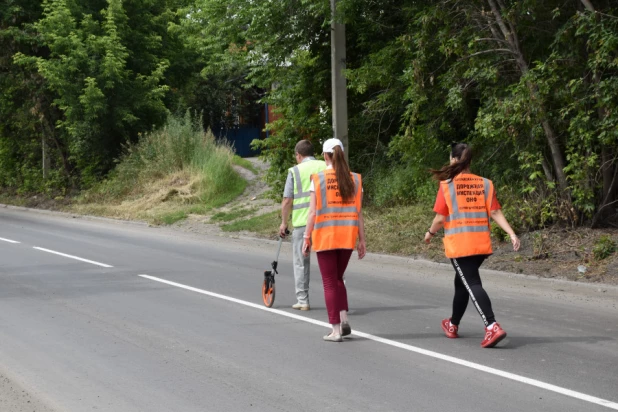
[424,231,433,244]
[510,234,521,251]
[357,240,366,259]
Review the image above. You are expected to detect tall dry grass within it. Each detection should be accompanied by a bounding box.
[74,113,246,223]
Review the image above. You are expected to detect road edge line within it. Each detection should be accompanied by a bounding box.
[139,274,618,411]
[33,247,113,268]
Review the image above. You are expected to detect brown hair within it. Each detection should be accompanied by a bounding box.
[295,140,314,157]
[430,143,472,181]
[326,145,355,201]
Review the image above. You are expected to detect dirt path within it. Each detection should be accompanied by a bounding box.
[170,157,279,237]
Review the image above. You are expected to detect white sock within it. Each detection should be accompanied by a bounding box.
[486,322,496,330]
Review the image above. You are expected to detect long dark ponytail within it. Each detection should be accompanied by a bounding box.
[327,146,355,201]
[430,143,472,181]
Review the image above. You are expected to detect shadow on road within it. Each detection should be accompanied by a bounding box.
[342,333,614,350]
[350,305,439,316]
[374,332,447,340]
[496,335,614,349]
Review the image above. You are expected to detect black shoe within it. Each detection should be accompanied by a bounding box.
[341,321,352,337]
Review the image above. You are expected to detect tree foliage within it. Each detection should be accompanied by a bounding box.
[3,0,192,189]
[1,0,617,227]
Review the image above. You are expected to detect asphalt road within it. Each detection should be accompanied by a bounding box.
[0,207,617,412]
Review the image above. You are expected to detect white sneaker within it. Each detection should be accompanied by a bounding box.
[323,333,343,342]
[292,303,310,311]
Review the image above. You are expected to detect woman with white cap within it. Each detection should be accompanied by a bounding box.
[303,138,366,342]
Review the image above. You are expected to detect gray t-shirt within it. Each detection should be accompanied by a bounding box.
[283,157,316,198]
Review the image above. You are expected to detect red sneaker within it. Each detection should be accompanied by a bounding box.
[481,323,507,348]
[441,318,459,338]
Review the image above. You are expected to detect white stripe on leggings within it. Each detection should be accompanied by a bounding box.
[452,258,488,326]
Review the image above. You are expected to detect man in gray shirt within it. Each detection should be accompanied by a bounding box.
[280,140,326,310]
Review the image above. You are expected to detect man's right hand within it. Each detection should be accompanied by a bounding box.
[279,223,288,238]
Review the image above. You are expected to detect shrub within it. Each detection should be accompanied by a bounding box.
[593,235,617,261]
[364,163,436,207]
[495,184,559,233]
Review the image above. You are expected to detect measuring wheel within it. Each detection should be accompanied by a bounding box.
[260,231,287,307]
[262,272,276,307]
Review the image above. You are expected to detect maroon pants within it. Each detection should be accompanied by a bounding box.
[317,249,353,324]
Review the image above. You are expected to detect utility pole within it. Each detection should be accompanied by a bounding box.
[330,0,348,161]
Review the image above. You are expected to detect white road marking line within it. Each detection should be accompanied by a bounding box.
[140,274,618,411]
[33,247,113,268]
[0,237,20,244]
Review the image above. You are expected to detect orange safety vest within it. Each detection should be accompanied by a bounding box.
[311,169,362,252]
[441,173,494,258]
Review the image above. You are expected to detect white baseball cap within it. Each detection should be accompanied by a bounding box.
[323,138,344,154]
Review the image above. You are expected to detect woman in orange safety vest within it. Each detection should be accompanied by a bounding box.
[303,138,366,342]
[424,143,520,348]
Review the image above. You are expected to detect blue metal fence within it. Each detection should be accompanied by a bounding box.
[213,127,261,158]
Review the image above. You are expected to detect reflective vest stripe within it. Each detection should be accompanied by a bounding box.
[447,179,459,214]
[316,207,358,215]
[293,202,310,210]
[317,171,327,210]
[315,220,359,229]
[444,225,490,235]
[292,166,310,199]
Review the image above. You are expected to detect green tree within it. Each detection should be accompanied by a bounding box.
[179,0,333,196]
[9,0,196,189]
[0,0,66,192]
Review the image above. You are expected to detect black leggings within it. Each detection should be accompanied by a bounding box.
[450,255,496,327]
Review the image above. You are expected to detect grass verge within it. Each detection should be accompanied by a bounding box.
[221,210,280,235]
[0,192,27,207]
[218,202,445,259]
[363,203,446,260]
[211,206,258,223]
[363,204,443,256]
